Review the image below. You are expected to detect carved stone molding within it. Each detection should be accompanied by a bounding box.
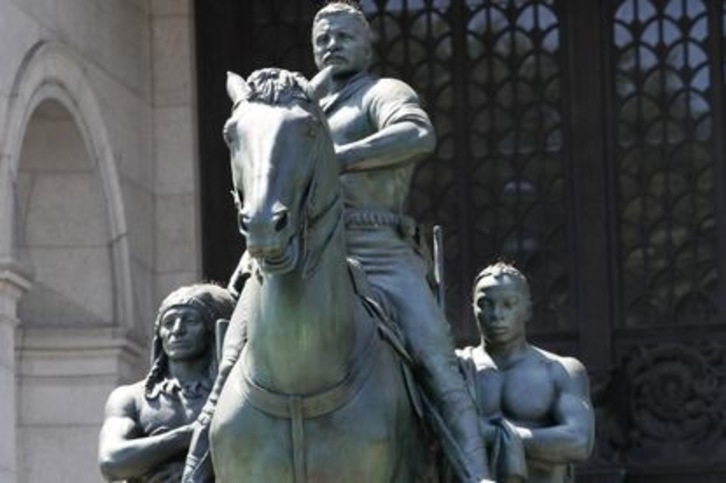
[625,342,724,447]
[0,259,33,318]
[593,337,726,471]
[0,260,31,482]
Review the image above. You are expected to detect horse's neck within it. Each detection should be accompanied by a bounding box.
[246,223,359,394]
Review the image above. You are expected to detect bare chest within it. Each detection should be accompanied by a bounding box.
[137,393,204,436]
[475,361,557,424]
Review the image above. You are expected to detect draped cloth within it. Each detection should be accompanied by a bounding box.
[457,346,528,482]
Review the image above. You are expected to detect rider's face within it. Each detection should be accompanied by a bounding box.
[312,13,372,78]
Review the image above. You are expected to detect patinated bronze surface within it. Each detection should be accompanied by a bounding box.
[193,67,431,483]
[98,284,235,482]
[212,4,492,482]
[458,263,595,483]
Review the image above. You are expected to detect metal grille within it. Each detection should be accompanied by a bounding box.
[612,0,718,327]
[361,0,571,338]
[246,3,317,69]
[196,0,726,477]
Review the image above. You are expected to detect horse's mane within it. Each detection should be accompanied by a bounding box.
[244,68,312,105]
[224,67,326,154]
[224,67,338,278]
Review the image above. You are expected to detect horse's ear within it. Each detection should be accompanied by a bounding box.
[306,66,334,103]
[227,71,251,105]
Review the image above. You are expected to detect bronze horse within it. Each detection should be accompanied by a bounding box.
[209,68,429,482]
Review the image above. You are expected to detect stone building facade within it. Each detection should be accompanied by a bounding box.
[0,1,199,481]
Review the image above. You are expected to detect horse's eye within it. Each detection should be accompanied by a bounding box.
[238,212,250,235]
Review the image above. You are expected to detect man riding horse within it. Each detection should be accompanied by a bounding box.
[184,3,492,482]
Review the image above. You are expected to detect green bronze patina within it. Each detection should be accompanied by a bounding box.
[98,284,235,482]
[190,6,493,482]
[458,263,595,482]
[208,67,430,482]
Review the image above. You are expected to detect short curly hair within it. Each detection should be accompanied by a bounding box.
[312,1,373,43]
[473,262,530,301]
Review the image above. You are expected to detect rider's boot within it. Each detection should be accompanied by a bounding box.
[422,354,494,483]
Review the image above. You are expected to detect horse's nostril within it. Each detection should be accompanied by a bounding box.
[247,246,266,259]
[273,212,288,232]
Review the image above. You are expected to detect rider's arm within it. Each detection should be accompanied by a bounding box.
[98,385,193,480]
[514,357,595,464]
[337,78,435,173]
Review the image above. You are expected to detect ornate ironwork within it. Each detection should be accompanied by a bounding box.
[195,0,726,478]
[362,0,570,337]
[612,0,718,328]
[246,3,316,69]
[465,0,568,333]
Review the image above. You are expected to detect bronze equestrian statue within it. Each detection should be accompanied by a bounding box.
[198,67,431,483]
[185,4,493,482]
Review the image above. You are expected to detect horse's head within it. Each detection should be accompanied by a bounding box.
[224,68,339,275]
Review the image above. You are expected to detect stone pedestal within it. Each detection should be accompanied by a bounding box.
[16,327,144,483]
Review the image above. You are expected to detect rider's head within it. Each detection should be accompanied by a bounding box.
[312,2,373,77]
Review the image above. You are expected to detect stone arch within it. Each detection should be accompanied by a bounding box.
[1,41,133,330]
[16,98,117,326]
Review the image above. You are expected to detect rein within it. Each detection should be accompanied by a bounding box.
[297,117,343,280]
[300,188,342,279]
[228,75,362,482]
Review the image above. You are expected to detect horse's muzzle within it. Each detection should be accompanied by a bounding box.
[248,236,300,275]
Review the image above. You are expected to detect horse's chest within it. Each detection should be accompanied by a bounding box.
[211,343,419,483]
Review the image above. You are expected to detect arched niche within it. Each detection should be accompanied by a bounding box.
[14,99,113,326]
[1,42,143,483]
[1,41,134,332]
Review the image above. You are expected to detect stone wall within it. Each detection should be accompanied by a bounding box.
[0,1,200,481]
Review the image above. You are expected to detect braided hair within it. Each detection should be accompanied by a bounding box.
[144,283,236,399]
